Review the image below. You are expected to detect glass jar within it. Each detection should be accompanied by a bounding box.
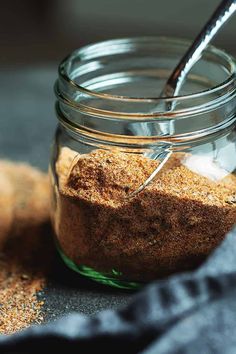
[50,37,236,289]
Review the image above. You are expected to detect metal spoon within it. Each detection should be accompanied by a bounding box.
[128,0,236,199]
[162,0,236,99]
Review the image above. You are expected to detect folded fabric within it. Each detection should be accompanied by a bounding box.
[1,227,236,354]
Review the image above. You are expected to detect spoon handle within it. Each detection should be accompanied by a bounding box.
[162,0,236,98]
[128,0,236,199]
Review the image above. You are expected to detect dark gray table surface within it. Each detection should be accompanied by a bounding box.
[0,66,131,322]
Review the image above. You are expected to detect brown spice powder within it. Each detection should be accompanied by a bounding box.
[55,147,236,281]
[0,226,52,334]
[0,224,54,334]
[0,161,52,334]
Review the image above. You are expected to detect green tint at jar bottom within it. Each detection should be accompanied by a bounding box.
[56,244,142,290]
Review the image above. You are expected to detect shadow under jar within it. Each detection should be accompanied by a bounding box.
[50,37,236,289]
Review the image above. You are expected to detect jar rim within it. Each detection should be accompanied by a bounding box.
[58,36,236,104]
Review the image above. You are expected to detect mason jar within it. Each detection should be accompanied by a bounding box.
[50,37,236,289]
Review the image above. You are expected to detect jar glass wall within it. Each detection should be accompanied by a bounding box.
[50,37,236,289]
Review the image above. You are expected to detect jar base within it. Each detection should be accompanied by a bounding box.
[57,245,142,290]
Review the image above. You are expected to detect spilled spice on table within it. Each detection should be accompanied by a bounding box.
[0,161,53,334]
[0,225,53,334]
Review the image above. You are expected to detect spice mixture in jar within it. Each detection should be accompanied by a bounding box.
[54,147,236,284]
[51,37,236,288]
